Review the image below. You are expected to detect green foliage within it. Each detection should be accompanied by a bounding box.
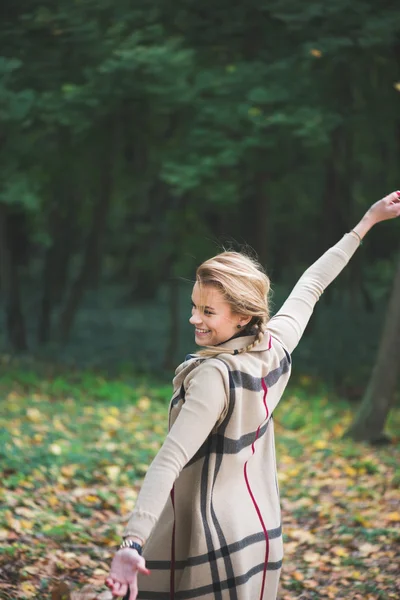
[0,0,399,398]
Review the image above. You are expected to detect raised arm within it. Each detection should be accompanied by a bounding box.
[267,191,400,354]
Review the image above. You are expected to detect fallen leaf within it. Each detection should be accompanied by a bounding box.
[71,584,98,600]
[51,581,71,600]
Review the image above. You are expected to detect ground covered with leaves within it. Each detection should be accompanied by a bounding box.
[1,365,399,600]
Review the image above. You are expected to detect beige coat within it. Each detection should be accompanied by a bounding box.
[123,233,359,599]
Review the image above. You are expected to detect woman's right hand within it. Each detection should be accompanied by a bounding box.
[105,548,150,599]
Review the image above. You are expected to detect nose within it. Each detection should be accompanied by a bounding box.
[189,310,202,326]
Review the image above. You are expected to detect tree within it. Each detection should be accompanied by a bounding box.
[346,252,400,443]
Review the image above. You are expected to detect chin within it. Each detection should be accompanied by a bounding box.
[195,335,213,346]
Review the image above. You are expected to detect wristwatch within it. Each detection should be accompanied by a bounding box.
[119,539,143,555]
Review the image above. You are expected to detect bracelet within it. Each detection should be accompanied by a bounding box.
[119,539,143,555]
[350,229,363,245]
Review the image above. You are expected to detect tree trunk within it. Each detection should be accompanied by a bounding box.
[163,277,180,371]
[346,252,400,443]
[239,170,269,267]
[0,204,28,351]
[253,172,269,268]
[58,131,114,342]
[37,191,77,344]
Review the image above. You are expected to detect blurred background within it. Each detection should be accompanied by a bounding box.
[0,0,399,392]
[1,6,400,597]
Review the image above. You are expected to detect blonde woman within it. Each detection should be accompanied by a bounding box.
[106,191,400,600]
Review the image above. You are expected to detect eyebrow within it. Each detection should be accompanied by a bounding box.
[191,299,216,311]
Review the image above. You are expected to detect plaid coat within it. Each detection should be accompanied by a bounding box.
[123,234,359,599]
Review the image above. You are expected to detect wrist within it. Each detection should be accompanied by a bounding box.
[119,539,143,554]
[123,535,143,544]
[352,211,376,240]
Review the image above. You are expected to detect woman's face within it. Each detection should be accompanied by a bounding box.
[189,282,249,347]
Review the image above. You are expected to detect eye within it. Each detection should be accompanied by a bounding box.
[204,309,213,316]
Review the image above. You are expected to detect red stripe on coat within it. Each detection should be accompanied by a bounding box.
[243,376,270,599]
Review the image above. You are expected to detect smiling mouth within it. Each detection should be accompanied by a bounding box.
[195,328,211,335]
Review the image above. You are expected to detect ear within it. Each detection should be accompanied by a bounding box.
[238,315,252,328]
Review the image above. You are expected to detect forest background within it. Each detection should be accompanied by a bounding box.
[1,0,400,387]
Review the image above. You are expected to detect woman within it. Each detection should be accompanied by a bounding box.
[106,191,400,600]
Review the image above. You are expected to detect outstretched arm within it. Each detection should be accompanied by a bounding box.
[267,191,400,354]
[105,360,228,598]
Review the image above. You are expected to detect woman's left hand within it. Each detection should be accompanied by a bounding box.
[105,548,150,598]
[366,190,400,224]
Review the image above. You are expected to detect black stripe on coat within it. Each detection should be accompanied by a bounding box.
[146,525,282,570]
[139,559,283,599]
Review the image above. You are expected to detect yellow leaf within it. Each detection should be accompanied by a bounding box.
[85,495,98,503]
[0,528,9,540]
[280,455,295,465]
[314,439,327,449]
[48,494,59,508]
[137,397,151,411]
[387,511,400,522]
[292,571,304,581]
[93,568,108,576]
[137,463,149,473]
[332,423,345,436]
[353,514,370,527]
[310,48,322,58]
[349,570,362,580]
[20,582,37,598]
[102,415,120,428]
[344,465,357,477]
[105,465,120,481]
[394,82,400,92]
[331,546,349,558]
[288,529,316,544]
[61,464,78,477]
[49,443,63,455]
[287,467,301,477]
[303,551,320,563]
[53,417,67,432]
[26,408,42,423]
[153,424,166,435]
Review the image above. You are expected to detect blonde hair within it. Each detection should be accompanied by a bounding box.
[195,251,271,357]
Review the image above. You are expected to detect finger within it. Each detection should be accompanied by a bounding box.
[391,191,400,204]
[112,581,122,596]
[118,583,128,597]
[129,575,138,600]
[138,564,151,575]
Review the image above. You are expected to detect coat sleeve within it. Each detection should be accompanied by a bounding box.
[266,233,360,354]
[122,361,228,543]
